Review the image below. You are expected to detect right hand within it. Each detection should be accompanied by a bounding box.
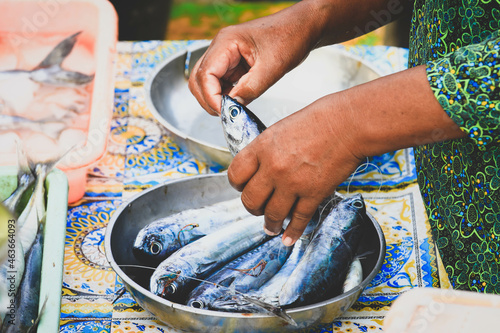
[188,3,322,115]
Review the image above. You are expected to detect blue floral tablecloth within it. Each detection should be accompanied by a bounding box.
[58,41,448,333]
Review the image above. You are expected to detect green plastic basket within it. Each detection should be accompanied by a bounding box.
[0,165,68,332]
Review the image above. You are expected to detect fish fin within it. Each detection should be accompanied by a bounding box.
[334,224,362,253]
[354,250,375,261]
[35,31,81,69]
[239,294,297,327]
[196,261,218,274]
[218,276,237,288]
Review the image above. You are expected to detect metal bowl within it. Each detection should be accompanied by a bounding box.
[145,43,382,167]
[104,173,386,332]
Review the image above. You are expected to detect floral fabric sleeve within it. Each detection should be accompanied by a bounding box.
[426,31,500,150]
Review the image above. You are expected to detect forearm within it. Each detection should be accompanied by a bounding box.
[277,0,412,49]
[335,65,466,159]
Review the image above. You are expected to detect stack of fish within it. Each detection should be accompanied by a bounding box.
[130,96,368,323]
[132,192,367,320]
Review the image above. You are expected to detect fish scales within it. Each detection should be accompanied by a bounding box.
[209,217,319,312]
[150,216,270,302]
[278,194,366,307]
[133,197,252,265]
[186,233,293,310]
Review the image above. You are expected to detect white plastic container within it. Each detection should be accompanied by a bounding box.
[384,287,500,332]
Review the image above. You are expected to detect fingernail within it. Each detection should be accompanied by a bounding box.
[264,227,279,236]
[283,236,294,247]
[233,95,245,105]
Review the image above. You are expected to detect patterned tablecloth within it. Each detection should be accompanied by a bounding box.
[58,41,449,333]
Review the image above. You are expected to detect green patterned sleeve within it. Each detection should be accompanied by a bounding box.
[426,31,500,150]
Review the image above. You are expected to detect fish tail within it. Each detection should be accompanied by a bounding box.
[354,250,375,261]
[35,31,82,69]
[239,294,297,326]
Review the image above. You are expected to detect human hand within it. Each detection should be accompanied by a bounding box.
[227,93,363,246]
[188,2,324,115]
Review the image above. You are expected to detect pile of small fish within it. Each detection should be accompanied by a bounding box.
[133,193,367,322]
[130,96,368,323]
[0,31,95,332]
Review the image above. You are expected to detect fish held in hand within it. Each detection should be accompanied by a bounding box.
[220,95,266,156]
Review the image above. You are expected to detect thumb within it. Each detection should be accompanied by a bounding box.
[230,62,282,105]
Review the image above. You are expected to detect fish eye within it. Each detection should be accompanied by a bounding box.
[166,284,177,294]
[229,106,240,118]
[150,241,163,255]
[352,200,364,208]
[190,300,204,309]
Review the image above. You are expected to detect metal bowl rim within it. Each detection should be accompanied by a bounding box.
[104,173,386,320]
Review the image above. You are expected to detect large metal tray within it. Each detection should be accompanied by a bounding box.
[145,43,382,167]
[104,173,386,332]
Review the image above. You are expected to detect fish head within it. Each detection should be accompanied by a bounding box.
[151,269,183,298]
[340,193,366,215]
[188,296,210,309]
[210,294,248,312]
[132,227,173,264]
[220,95,266,156]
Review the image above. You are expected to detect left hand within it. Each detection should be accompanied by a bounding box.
[227,93,363,246]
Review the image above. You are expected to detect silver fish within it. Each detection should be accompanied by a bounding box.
[220,95,266,156]
[278,194,366,307]
[1,224,43,333]
[186,233,292,310]
[0,31,93,87]
[0,115,68,140]
[150,216,270,302]
[133,198,252,265]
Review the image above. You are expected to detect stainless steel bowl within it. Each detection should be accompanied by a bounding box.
[145,43,382,167]
[104,173,386,332]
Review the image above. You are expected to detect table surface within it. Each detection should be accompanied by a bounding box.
[58,41,449,333]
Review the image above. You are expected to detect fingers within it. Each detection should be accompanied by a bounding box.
[240,174,273,216]
[263,191,296,236]
[227,148,259,192]
[282,198,323,246]
[189,43,244,115]
[230,62,279,106]
[229,147,323,245]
